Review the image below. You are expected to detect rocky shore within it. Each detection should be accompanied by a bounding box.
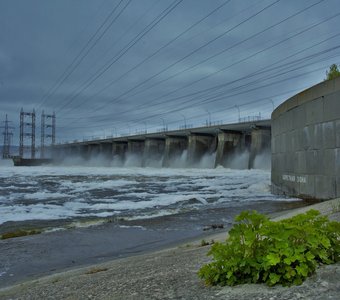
[0,198,339,300]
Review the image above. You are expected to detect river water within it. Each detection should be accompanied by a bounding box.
[0,163,301,229]
[0,161,306,287]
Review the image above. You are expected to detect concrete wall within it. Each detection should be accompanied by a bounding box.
[271,77,340,200]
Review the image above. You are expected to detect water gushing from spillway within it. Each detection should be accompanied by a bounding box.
[56,148,270,170]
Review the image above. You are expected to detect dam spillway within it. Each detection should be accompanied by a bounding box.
[52,119,271,169]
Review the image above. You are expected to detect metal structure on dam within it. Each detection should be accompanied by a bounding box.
[53,119,271,168]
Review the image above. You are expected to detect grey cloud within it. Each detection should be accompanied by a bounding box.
[0,0,340,144]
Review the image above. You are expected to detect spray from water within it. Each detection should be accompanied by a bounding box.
[167,150,188,168]
[124,153,142,167]
[253,150,271,170]
[56,147,270,170]
[197,152,216,168]
[214,150,250,170]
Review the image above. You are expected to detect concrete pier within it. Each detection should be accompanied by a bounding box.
[100,142,113,160]
[128,140,145,154]
[214,131,244,167]
[187,134,216,166]
[88,143,100,159]
[248,128,271,169]
[112,142,128,164]
[162,136,188,167]
[142,138,165,167]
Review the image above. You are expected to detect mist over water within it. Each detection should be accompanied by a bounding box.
[222,151,250,170]
[254,150,272,170]
[0,148,288,231]
[0,150,304,290]
[57,149,271,170]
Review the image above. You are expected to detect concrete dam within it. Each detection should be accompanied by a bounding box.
[53,78,340,201]
[53,119,271,169]
[271,77,340,200]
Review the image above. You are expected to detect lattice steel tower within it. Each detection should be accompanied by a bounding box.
[41,111,56,158]
[1,114,14,159]
[19,108,36,158]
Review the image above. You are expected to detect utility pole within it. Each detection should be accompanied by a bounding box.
[1,114,14,159]
[41,111,56,158]
[19,108,36,158]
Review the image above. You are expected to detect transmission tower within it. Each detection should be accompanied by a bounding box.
[41,111,56,158]
[19,108,36,158]
[1,114,14,159]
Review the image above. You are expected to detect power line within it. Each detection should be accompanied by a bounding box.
[60,2,336,127]
[116,0,326,108]
[55,0,184,113]
[91,0,326,117]
[57,58,338,133]
[37,0,130,110]
[72,0,282,116]
[60,0,233,114]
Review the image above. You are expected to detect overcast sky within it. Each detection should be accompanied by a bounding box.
[1,0,340,144]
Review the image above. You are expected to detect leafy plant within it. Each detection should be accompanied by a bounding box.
[198,210,340,286]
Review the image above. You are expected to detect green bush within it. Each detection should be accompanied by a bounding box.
[198,210,340,286]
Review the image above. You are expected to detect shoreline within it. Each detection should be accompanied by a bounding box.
[0,198,339,299]
[0,199,307,289]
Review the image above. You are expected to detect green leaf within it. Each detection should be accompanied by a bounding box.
[305,251,315,262]
[199,209,340,287]
[269,273,281,285]
[296,264,309,277]
[266,253,281,266]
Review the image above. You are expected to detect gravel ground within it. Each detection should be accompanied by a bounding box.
[0,198,339,300]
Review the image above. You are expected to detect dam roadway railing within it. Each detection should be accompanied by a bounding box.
[53,119,271,169]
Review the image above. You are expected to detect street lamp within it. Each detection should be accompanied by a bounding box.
[206,109,211,126]
[160,118,167,132]
[180,113,187,129]
[270,99,275,111]
[235,105,240,122]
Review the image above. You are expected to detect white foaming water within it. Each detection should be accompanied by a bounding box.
[123,153,142,167]
[254,150,271,170]
[0,164,297,225]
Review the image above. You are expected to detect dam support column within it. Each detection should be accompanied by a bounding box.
[248,128,271,169]
[214,131,244,168]
[79,144,90,160]
[112,142,128,165]
[128,140,145,155]
[88,143,100,159]
[142,138,165,167]
[162,136,188,167]
[187,133,216,166]
[126,140,145,166]
[100,142,113,161]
